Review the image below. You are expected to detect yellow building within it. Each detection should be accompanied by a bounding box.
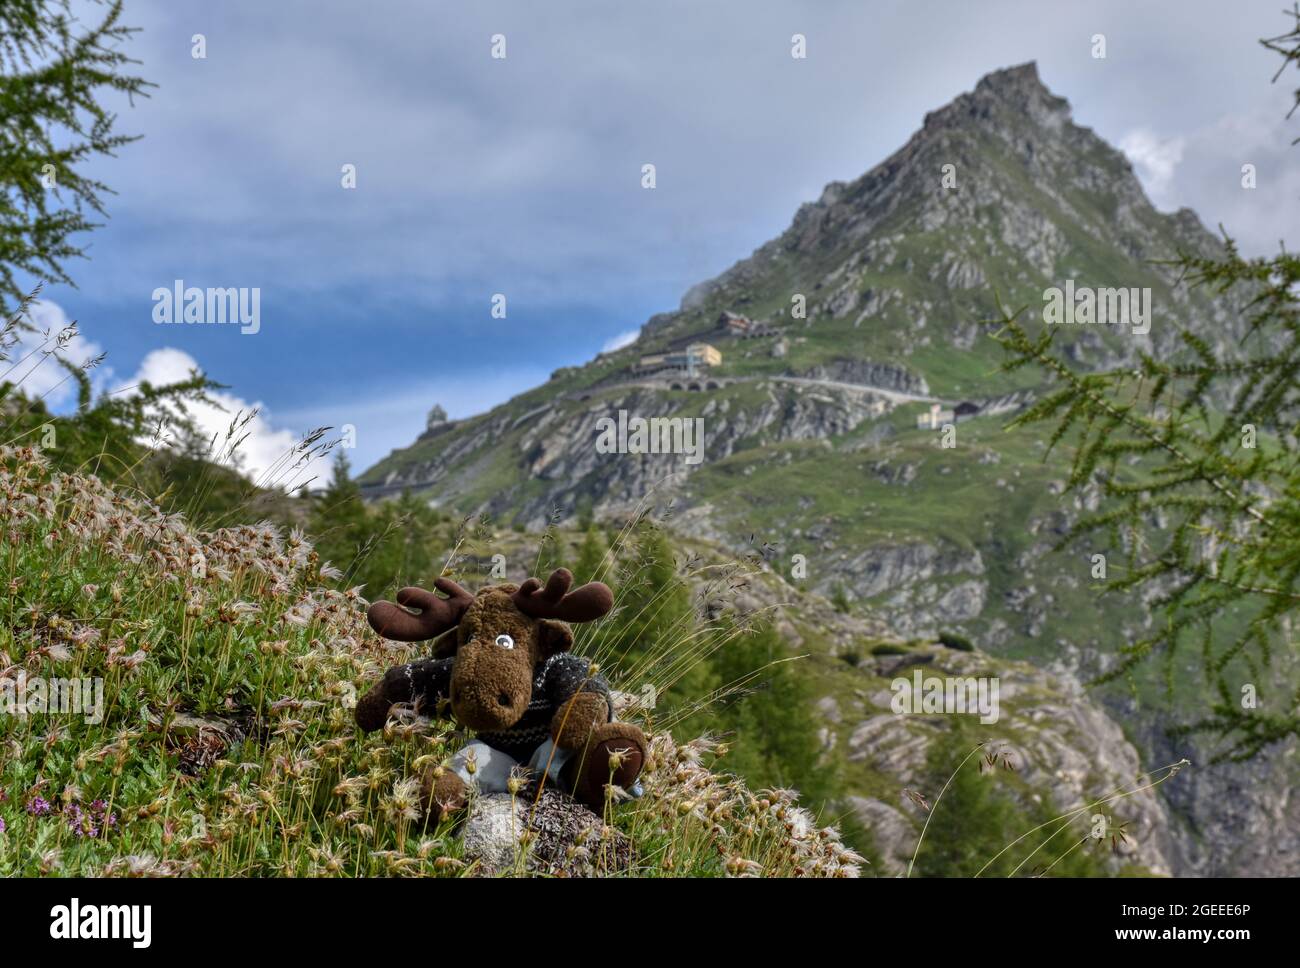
[636,343,721,374]
[686,343,722,367]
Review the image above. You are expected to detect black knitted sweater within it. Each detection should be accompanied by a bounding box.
[396,652,612,762]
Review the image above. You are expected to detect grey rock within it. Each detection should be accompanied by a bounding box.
[461,790,634,877]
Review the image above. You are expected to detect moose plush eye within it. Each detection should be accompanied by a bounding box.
[494,634,515,650]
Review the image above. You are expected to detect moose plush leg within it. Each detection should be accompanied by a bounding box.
[563,722,647,814]
[421,769,469,819]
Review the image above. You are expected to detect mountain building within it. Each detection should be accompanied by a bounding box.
[634,342,722,376]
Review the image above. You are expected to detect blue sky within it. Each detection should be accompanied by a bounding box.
[18,0,1298,481]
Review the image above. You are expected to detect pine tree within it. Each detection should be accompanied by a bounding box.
[707,620,831,806]
[599,526,715,717]
[573,524,607,584]
[308,451,373,586]
[993,9,1300,760]
[913,732,1108,877]
[0,0,151,308]
[359,489,446,597]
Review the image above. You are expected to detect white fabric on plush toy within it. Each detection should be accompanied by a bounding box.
[448,738,574,794]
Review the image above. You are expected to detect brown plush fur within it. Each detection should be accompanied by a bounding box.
[445,587,534,731]
[423,769,469,817]
[365,585,587,733]
[368,579,474,641]
[550,690,610,749]
[354,673,398,732]
[564,723,648,813]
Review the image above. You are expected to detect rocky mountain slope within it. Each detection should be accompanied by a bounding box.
[358,63,1298,875]
[467,527,1177,876]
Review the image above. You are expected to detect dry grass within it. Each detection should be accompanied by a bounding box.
[0,445,861,877]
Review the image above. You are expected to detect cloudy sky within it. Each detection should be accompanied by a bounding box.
[15,0,1298,482]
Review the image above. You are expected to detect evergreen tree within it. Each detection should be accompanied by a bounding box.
[600,526,715,717]
[913,733,1108,877]
[994,9,1300,759]
[308,451,373,586]
[573,524,607,584]
[1,0,150,308]
[359,489,446,597]
[707,620,831,806]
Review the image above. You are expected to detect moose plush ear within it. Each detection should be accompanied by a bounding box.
[536,619,574,657]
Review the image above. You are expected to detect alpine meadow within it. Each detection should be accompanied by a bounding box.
[1,2,1298,932]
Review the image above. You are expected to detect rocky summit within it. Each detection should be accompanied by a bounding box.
[359,63,1297,876]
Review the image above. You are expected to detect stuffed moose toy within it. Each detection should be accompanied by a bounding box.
[355,568,647,816]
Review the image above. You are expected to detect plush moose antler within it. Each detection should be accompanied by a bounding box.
[512,567,614,623]
[367,577,474,641]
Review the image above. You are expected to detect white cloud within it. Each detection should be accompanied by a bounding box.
[3,299,329,490]
[1163,104,1300,253]
[130,347,331,490]
[1,299,109,407]
[1120,128,1186,209]
[8,299,530,495]
[601,330,639,353]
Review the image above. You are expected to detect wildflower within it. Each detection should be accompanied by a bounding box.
[309,845,346,875]
[507,766,532,796]
[68,627,100,647]
[64,803,95,838]
[217,601,259,624]
[90,799,118,829]
[39,849,61,874]
[26,796,52,816]
[385,778,423,824]
[724,856,763,877]
[605,784,634,804]
[283,603,315,627]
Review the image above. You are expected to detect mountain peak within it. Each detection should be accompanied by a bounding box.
[979,60,1069,110]
[365,60,1231,521]
[975,60,1045,94]
[924,60,1072,133]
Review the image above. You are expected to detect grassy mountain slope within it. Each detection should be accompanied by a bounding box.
[354,63,1297,875]
[0,445,868,877]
